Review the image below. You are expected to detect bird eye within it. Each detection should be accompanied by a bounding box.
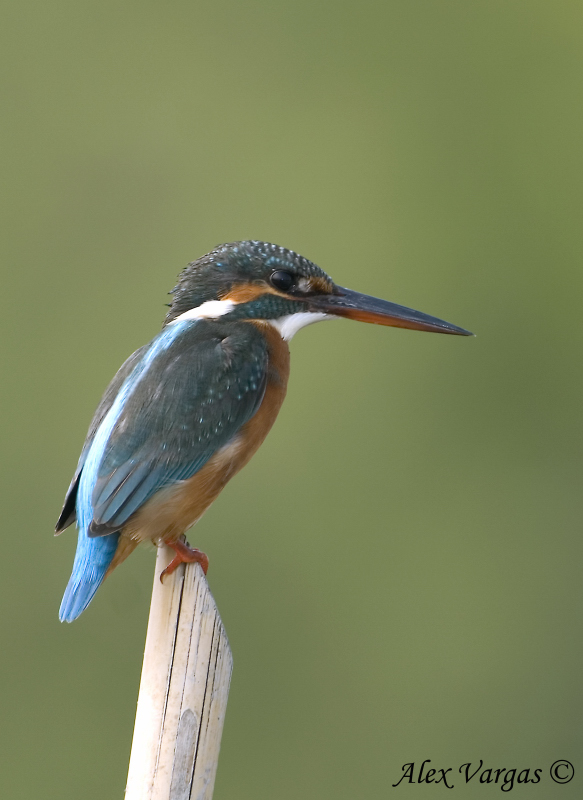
[270,270,295,292]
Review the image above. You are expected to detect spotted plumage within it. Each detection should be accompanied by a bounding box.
[57,240,471,621]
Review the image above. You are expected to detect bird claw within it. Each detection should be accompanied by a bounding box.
[160,540,209,583]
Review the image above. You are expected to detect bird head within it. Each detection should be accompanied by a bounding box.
[165,240,472,339]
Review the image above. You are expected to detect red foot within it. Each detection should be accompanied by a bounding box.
[160,539,209,583]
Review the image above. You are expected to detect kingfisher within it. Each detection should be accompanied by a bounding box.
[56,240,471,621]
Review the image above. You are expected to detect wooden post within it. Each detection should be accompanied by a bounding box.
[125,544,233,800]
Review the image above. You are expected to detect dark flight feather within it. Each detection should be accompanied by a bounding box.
[55,345,149,533]
[87,319,269,536]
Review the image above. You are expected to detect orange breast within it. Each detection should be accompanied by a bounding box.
[106,323,290,574]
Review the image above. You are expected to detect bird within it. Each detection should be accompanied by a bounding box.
[56,240,471,621]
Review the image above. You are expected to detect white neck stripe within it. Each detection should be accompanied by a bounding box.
[172,301,334,341]
[172,299,236,322]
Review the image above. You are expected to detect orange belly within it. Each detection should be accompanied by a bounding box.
[106,323,290,575]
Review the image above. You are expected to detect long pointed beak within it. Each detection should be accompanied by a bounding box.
[307,286,473,336]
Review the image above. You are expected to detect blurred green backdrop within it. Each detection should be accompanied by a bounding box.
[1,0,582,797]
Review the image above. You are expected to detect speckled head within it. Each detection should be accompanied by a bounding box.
[165,240,472,339]
[166,241,333,321]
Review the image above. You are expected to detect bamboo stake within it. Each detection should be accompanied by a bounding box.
[125,543,233,800]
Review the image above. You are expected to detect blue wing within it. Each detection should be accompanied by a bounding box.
[59,318,269,621]
[88,319,268,533]
[55,345,149,533]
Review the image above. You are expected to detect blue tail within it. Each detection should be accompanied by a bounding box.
[59,324,185,621]
[59,529,119,622]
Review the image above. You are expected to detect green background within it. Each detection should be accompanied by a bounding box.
[1,1,582,797]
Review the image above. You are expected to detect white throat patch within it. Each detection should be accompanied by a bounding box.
[172,300,334,341]
[270,311,334,341]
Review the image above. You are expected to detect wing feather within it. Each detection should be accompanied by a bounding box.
[55,345,149,533]
[86,320,269,536]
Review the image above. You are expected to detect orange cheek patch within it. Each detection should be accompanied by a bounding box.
[221,283,279,303]
[222,278,333,304]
